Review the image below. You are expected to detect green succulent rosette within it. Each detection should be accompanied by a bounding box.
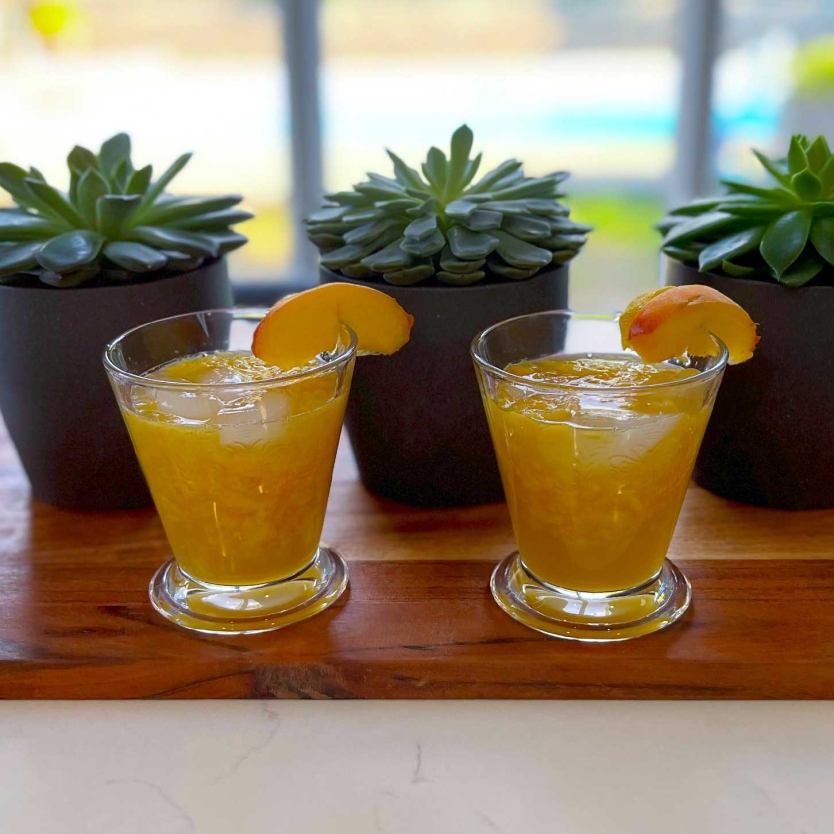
[0,133,251,287]
[306,125,590,286]
[659,134,834,287]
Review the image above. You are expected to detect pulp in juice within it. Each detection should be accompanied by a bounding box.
[122,350,348,586]
[484,354,711,592]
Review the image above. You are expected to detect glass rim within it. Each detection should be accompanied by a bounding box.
[470,309,730,394]
[103,307,358,390]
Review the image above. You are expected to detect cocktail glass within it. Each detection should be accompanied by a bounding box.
[471,311,728,641]
[104,309,354,635]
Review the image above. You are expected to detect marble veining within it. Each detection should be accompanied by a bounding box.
[2,701,834,834]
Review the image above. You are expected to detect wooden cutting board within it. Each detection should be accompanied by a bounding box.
[2,424,834,700]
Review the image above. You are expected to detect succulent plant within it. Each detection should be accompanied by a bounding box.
[0,133,252,288]
[658,134,834,287]
[306,125,589,286]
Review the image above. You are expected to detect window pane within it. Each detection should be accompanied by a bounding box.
[321,0,682,311]
[715,0,834,179]
[0,0,291,283]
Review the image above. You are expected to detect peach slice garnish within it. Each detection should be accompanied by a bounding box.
[620,284,759,365]
[252,282,414,370]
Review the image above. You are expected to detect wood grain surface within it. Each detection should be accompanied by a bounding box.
[2,421,834,700]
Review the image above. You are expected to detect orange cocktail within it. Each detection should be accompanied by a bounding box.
[472,309,730,641]
[105,310,357,635]
[486,355,711,593]
[106,286,413,635]
[124,350,348,587]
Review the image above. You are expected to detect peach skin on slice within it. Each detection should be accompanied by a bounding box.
[620,284,759,365]
[252,282,414,370]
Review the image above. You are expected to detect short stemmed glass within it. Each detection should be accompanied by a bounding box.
[472,311,727,641]
[105,309,354,635]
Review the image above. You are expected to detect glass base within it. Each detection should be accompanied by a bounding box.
[149,546,348,635]
[491,553,691,642]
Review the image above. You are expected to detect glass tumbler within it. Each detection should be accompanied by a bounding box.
[472,311,727,641]
[105,309,355,635]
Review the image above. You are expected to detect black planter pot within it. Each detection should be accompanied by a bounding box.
[665,257,834,510]
[0,259,232,510]
[321,266,569,506]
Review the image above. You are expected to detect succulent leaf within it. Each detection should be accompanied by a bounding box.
[374,197,419,212]
[36,230,104,272]
[720,259,759,277]
[170,209,253,231]
[0,241,44,278]
[126,165,153,196]
[458,153,482,193]
[721,180,797,205]
[400,227,445,257]
[787,136,809,175]
[810,216,834,266]
[203,231,248,256]
[25,178,85,228]
[320,243,371,270]
[104,241,168,272]
[662,211,736,248]
[780,251,825,287]
[445,199,479,220]
[792,169,823,201]
[77,168,110,227]
[39,267,100,288]
[667,197,723,217]
[308,206,349,224]
[0,210,65,241]
[444,124,474,200]
[0,163,45,210]
[439,245,485,274]
[343,207,383,223]
[140,194,243,225]
[807,136,830,172]
[308,232,343,251]
[340,263,374,280]
[99,133,131,177]
[361,240,412,272]
[384,265,435,285]
[698,227,765,273]
[355,183,407,201]
[422,147,448,192]
[97,195,141,238]
[158,250,204,272]
[67,146,99,176]
[403,214,438,240]
[488,261,539,279]
[467,159,522,194]
[493,230,552,268]
[820,156,834,192]
[447,226,499,259]
[386,150,427,192]
[436,269,485,285]
[760,210,813,279]
[501,214,552,241]
[464,209,502,231]
[752,150,790,187]
[343,218,399,245]
[128,226,219,258]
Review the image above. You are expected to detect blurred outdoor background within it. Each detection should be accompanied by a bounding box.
[0,0,833,310]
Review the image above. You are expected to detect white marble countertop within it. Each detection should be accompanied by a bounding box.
[2,701,832,833]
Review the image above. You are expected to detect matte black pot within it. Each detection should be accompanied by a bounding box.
[0,259,232,510]
[666,257,834,509]
[321,266,569,506]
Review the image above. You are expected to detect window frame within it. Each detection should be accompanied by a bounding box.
[237,0,721,305]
